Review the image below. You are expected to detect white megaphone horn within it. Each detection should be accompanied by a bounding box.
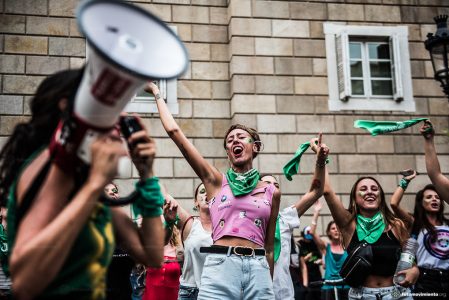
[48,0,189,205]
[74,0,188,129]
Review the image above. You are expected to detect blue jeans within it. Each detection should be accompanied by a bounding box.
[198,254,274,300]
[129,265,146,300]
[178,285,199,300]
[349,286,412,300]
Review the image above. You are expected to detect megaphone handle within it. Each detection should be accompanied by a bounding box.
[99,191,140,206]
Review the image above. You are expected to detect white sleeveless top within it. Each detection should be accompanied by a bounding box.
[180,218,213,288]
[416,224,449,269]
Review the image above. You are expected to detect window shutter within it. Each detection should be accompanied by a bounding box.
[336,32,351,101]
[389,34,403,102]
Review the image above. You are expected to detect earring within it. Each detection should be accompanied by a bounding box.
[193,206,198,212]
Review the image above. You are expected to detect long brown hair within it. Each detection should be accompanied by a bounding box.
[412,184,449,240]
[0,69,83,206]
[348,176,408,245]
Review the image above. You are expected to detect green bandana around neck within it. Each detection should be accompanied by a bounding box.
[226,168,260,197]
[354,118,428,136]
[274,216,281,263]
[356,211,386,244]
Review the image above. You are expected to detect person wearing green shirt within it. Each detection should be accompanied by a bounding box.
[0,69,164,300]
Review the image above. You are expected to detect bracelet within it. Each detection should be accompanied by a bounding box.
[132,177,164,218]
[311,221,317,226]
[399,178,410,191]
[164,215,180,228]
[316,157,330,168]
[316,161,326,168]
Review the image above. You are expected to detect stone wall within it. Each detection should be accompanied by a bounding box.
[1,0,449,237]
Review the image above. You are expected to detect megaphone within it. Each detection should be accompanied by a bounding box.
[49,0,189,206]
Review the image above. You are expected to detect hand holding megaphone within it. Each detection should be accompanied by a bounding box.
[123,116,156,180]
[89,135,127,191]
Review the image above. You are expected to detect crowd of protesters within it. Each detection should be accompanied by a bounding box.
[0,69,447,300]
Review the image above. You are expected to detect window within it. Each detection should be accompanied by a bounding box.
[125,78,178,114]
[324,23,415,112]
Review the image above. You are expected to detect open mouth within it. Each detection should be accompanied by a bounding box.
[364,196,377,203]
[431,203,439,209]
[232,145,244,156]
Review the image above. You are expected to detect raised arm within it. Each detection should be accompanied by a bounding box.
[309,138,354,247]
[421,120,449,204]
[299,256,309,287]
[146,83,221,192]
[163,194,194,241]
[295,133,328,216]
[390,170,415,231]
[112,119,165,267]
[309,200,326,254]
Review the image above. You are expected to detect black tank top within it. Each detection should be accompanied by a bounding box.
[347,230,401,277]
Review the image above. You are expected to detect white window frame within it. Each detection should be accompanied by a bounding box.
[125,78,178,114]
[324,23,415,112]
[349,40,394,98]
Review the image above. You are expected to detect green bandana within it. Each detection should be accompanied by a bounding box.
[354,118,428,136]
[274,216,281,263]
[226,168,260,197]
[132,177,165,218]
[283,142,329,181]
[0,224,7,262]
[356,212,386,244]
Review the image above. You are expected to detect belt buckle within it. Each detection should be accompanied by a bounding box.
[233,246,255,257]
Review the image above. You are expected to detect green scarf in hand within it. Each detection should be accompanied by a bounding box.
[226,168,260,197]
[283,142,312,181]
[356,212,386,244]
[283,141,329,181]
[354,118,428,136]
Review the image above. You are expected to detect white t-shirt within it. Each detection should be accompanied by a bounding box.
[179,218,213,288]
[416,224,449,270]
[273,206,301,300]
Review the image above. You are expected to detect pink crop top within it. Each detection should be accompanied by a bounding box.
[208,174,275,247]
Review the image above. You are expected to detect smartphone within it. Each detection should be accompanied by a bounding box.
[399,170,418,177]
[119,116,142,139]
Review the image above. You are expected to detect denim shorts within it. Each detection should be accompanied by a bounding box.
[197,253,274,300]
[349,286,412,300]
[178,285,199,300]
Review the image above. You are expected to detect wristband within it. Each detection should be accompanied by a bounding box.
[311,221,317,226]
[164,215,180,228]
[132,177,164,218]
[399,178,409,191]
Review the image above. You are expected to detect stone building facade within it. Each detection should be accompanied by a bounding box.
[1,0,449,236]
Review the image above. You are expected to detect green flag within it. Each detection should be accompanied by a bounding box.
[354,118,428,136]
